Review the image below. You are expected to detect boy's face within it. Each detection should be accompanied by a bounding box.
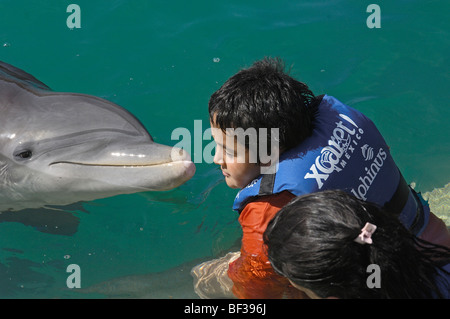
[210,122,261,189]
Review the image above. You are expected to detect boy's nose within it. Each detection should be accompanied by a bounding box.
[213,148,224,165]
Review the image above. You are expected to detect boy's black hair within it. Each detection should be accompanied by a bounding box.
[264,190,450,299]
[209,57,319,153]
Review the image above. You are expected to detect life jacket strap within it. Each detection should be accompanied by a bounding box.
[383,171,425,235]
[408,188,425,235]
[383,172,410,216]
[258,173,276,196]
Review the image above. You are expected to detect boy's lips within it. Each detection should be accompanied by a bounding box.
[221,170,230,177]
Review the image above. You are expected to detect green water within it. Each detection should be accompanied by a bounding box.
[0,0,448,298]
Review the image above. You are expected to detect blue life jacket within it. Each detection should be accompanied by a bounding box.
[233,95,429,236]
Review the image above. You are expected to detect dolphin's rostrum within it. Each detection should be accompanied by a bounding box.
[0,61,196,211]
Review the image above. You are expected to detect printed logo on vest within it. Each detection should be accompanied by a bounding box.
[304,114,364,188]
[236,178,258,199]
[350,148,387,200]
[361,144,374,161]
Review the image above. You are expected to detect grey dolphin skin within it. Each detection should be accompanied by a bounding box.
[0,61,196,212]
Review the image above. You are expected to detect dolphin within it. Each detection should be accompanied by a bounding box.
[0,61,196,212]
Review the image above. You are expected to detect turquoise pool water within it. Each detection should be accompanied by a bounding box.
[0,0,448,298]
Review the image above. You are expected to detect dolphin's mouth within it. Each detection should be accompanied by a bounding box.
[49,161,164,167]
[46,145,193,169]
[48,160,197,188]
[49,161,188,168]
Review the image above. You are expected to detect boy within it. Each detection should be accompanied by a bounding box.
[192,57,450,299]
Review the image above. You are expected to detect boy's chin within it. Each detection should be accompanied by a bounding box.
[224,177,243,189]
[224,177,255,189]
[224,179,239,189]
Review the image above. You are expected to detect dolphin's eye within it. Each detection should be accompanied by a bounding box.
[15,150,33,160]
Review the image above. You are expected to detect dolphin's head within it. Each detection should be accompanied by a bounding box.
[0,65,195,211]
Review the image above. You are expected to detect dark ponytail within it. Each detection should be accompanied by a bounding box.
[264,190,450,298]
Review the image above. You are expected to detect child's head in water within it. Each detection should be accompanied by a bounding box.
[208,57,319,189]
[264,190,450,299]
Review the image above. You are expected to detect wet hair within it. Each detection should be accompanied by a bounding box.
[208,57,319,155]
[264,190,450,298]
